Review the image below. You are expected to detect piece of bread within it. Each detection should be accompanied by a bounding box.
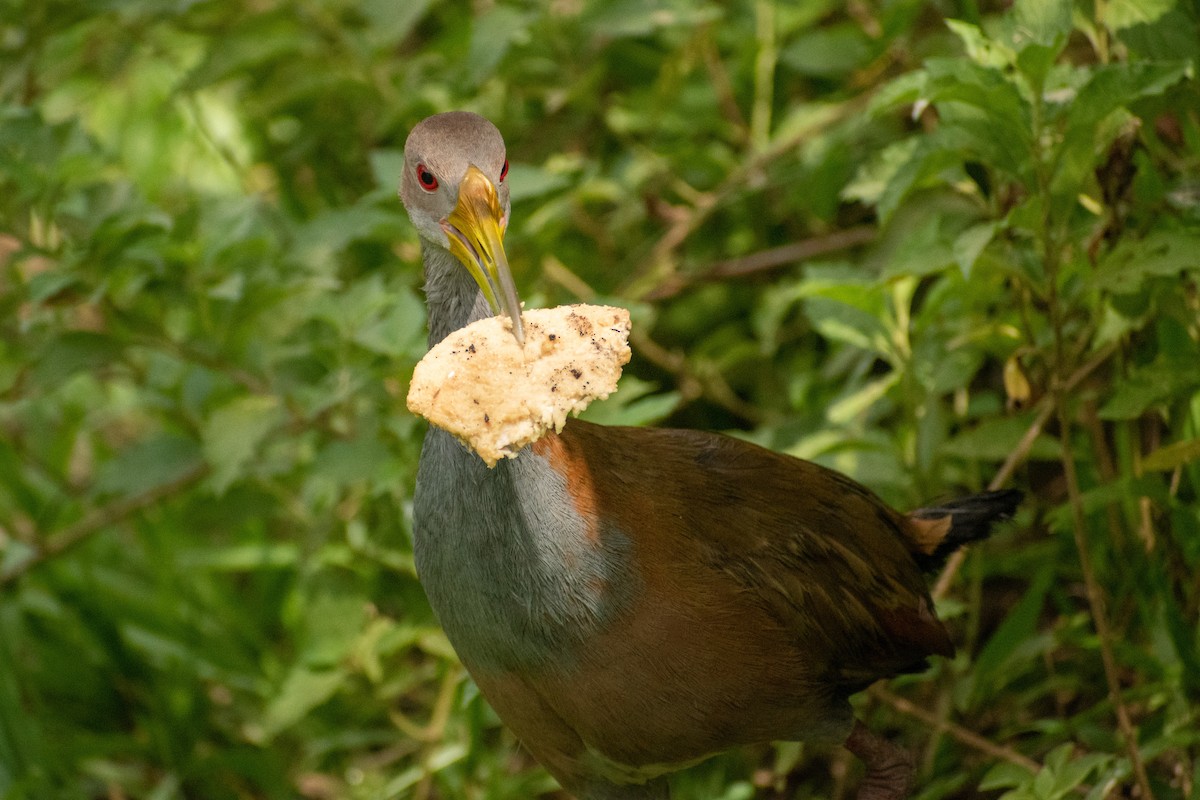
[407,305,631,467]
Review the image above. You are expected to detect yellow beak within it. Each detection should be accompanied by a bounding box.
[441,165,524,347]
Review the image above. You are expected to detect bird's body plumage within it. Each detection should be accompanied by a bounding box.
[415,418,960,794]
[401,111,1021,799]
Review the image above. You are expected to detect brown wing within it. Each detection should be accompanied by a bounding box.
[553,420,953,688]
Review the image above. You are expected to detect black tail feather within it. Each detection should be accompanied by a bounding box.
[911,488,1022,570]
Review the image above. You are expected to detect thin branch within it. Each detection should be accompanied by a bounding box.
[932,394,1053,599]
[620,94,872,301]
[933,341,1118,599]
[388,663,462,745]
[869,686,1042,774]
[1055,397,1154,799]
[409,664,464,800]
[699,31,748,137]
[646,226,878,300]
[750,0,777,153]
[1,463,210,586]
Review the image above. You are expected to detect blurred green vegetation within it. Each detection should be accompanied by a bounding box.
[1,0,1198,798]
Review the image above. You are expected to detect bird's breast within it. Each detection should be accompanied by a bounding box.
[412,428,638,672]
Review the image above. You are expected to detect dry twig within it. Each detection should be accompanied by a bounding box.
[1,463,210,586]
[646,226,878,300]
[933,341,1118,600]
[869,686,1043,775]
[1056,396,1154,799]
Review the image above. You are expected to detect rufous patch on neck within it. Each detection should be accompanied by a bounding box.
[532,432,601,541]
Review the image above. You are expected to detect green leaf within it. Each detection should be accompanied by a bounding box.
[1141,438,1200,472]
[880,206,974,279]
[804,296,894,359]
[792,263,896,359]
[508,163,573,203]
[1102,0,1176,31]
[381,743,469,796]
[369,148,406,192]
[93,434,203,499]
[359,0,434,45]
[181,17,307,90]
[1092,229,1200,294]
[176,543,299,571]
[26,270,81,304]
[945,19,1015,68]
[1099,358,1200,420]
[581,0,722,38]
[1012,0,1072,49]
[1098,377,1163,421]
[202,395,286,493]
[293,206,402,268]
[866,72,927,115]
[467,6,534,85]
[1015,40,1064,91]
[953,220,1000,277]
[827,373,898,425]
[1056,752,1114,796]
[302,592,368,667]
[1034,750,1063,796]
[1054,62,1193,198]
[261,666,347,740]
[580,376,680,427]
[876,55,1033,220]
[32,331,122,387]
[972,562,1055,698]
[922,58,1032,173]
[352,286,426,358]
[1115,8,1200,60]
[942,415,1061,462]
[310,436,392,486]
[780,24,874,78]
[842,138,919,207]
[980,760,1037,791]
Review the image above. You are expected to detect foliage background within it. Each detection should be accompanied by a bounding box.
[1,0,1198,798]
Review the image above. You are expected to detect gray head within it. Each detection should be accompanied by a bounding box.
[400,111,510,244]
[400,112,523,343]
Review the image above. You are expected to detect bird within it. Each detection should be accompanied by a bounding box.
[400,110,1021,800]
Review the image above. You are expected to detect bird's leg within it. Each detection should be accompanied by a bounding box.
[843,720,914,800]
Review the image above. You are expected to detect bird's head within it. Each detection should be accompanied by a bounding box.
[401,111,524,345]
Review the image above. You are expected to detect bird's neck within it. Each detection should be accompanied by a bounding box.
[413,427,637,673]
[413,243,637,671]
[421,243,493,347]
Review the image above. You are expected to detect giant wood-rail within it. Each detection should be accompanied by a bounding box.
[400,111,1020,800]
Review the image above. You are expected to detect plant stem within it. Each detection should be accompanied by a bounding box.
[750,0,776,153]
[869,686,1044,775]
[1055,398,1154,799]
[933,341,1117,599]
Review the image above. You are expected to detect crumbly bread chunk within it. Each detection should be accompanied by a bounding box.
[407,305,631,467]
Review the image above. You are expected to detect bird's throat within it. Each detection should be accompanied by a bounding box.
[421,243,495,347]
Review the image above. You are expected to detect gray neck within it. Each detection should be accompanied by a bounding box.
[413,243,636,673]
[421,242,493,346]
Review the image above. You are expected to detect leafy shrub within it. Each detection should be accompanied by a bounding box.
[0,1,1197,798]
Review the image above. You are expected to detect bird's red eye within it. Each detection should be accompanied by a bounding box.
[416,164,438,191]
[499,159,509,182]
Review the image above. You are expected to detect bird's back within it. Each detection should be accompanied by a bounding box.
[540,420,956,683]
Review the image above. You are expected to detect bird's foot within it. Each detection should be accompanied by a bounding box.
[843,720,914,800]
